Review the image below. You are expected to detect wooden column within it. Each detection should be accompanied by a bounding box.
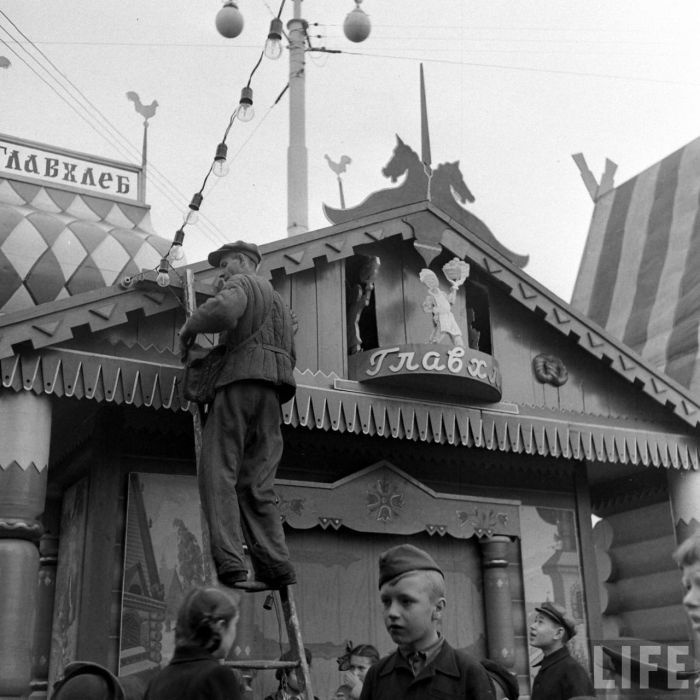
[0,391,51,699]
[29,500,60,699]
[668,469,700,543]
[76,407,123,667]
[479,535,516,668]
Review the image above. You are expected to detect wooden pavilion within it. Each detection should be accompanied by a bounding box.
[1,131,699,699]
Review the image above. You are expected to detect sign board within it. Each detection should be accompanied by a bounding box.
[0,134,140,201]
[349,343,502,402]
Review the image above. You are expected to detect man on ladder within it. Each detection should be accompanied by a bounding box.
[181,241,313,698]
[179,240,297,590]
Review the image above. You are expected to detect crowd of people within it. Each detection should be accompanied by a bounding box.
[50,532,700,700]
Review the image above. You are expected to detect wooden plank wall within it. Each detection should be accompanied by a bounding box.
[276,260,346,376]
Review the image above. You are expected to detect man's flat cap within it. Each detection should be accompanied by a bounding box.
[208,241,261,267]
[53,661,125,700]
[481,659,520,700]
[378,544,443,588]
[535,602,576,640]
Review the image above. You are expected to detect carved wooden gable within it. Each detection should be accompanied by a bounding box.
[276,459,520,539]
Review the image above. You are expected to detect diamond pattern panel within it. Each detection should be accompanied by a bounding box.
[66,255,113,296]
[24,248,65,304]
[67,219,108,254]
[2,285,34,314]
[9,180,40,204]
[0,248,23,308]
[0,204,25,242]
[53,228,87,280]
[132,241,163,270]
[0,179,172,314]
[110,227,147,258]
[0,181,27,206]
[26,211,68,247]
[3,217,49,278]
[91,235,130,285]
[31,188,63,214]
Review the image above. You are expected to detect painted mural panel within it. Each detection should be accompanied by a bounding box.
[118,473,219,679]
[48,477,89,688]
[520,505,590,682]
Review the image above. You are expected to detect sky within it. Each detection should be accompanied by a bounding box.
[1,0,699,301]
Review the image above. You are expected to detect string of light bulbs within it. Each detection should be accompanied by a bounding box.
[155,0,372,288]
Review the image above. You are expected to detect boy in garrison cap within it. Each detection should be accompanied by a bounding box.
[528,602,594,700]
[360,543,495,700]
[179,241,296,589]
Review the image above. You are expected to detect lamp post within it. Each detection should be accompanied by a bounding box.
[215,0,370,237]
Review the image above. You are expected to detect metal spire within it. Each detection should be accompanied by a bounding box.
[420,63,431,170]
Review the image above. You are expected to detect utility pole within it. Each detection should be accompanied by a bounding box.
[287,0,308,236]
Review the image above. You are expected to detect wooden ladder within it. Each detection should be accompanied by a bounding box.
[225,582,314,700]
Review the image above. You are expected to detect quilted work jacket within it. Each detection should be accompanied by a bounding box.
[182,273,296,402]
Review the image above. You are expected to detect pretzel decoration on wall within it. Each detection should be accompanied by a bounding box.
[532,353,569,387]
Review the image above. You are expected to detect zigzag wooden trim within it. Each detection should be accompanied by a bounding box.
[1,349,186,412]
[0,283,182,360]
[0,459,47,472]
[282,383,700,469]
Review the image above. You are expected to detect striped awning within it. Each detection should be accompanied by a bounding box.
[572,136,700,395]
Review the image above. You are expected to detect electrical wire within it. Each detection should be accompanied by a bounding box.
[229,83,289,164]
[0,12,230,248]
[338,49,700,87]
[180,0,287,250]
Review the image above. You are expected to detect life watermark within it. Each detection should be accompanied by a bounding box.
[591,640,698,693]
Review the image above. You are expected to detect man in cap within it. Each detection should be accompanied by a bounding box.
[360,543,495,700]
[179,241,296,589]
[528,601,594,700]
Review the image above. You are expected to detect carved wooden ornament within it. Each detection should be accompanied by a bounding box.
[276,460,520,539]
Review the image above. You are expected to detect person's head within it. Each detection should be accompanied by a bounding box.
[275,647,312,692]
[174,586,239,659]
[377,544,446,650]
[207,241,261,286]
[419,269,439,291]
[673,533,700,631]
[528,602,575,655]
[52,662,125,700]
[347,644,380,682]
[334,684,354,700]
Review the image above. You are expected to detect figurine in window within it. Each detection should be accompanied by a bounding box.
[419,269,465,348]
[347,256,381,355]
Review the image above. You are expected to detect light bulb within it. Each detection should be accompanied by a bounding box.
[264,18,283,60]
[169,244,185,262]
[212,159,230,177]
[343,2,371,43]
[237,86,254,122]
[215,1,244,39]
[183,208,199,225]
[156,258,170,287]
[184,193,203,225]
[212,142,229,177]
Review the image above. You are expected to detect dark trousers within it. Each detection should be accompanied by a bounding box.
[198,381,293,581]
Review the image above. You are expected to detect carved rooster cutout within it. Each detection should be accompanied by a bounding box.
[324,154,352,175]
[325,154,353,208]
[126,91,159,122]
